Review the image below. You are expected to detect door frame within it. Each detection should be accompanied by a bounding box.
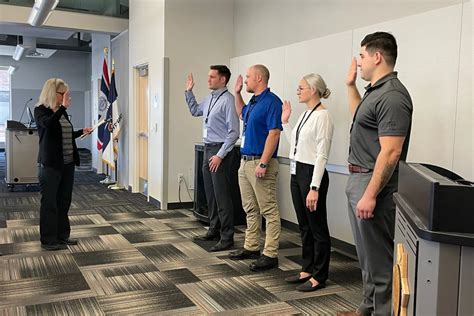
[131,62,150,200]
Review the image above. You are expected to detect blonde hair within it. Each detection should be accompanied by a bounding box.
[37,78,69,110]
[303,73,331,99]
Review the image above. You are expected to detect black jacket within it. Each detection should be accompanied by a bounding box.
[34,104,84,169]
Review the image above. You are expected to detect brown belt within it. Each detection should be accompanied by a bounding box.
[348,164,372,173]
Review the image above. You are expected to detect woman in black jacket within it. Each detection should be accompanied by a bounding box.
[34,78,91,251]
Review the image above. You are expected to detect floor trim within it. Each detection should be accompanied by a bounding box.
[149,196,161,210]
[168,202,193,210]
[281,218,357,259]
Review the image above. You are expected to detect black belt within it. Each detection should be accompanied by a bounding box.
[348,164,372,173]
[204,142,223,147]
[242,155,261,161]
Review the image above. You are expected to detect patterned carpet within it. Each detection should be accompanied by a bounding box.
[0,152,363,315]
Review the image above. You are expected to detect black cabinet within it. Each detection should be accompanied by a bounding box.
[193,144,246,225]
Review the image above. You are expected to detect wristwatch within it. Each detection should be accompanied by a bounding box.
[259,162,268,169]
[310,186,319,191]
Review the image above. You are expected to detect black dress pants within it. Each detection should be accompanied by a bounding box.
[290,162,330,283]
[38,162,75,245]
[202,144,236,242]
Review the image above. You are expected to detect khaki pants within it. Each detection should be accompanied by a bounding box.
[238,158,281,258]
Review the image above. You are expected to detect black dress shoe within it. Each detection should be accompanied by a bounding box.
[284,274,312,284]
[193,232,220,241]
[41,243,68,251]
[295,280,326,292]
[249,255,278,271]
[210,240,234,252]
[59,238,78,245]
[228,248,260,260]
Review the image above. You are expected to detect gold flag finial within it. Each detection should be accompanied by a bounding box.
[103,47,108,56]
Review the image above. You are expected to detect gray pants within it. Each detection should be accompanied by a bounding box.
[202,144,235,242]
[345,172,397,316]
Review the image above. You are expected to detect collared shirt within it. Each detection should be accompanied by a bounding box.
[283,109,334,188]
[241,87,283,156]
[349,72,413,172]
[185,87,239,158]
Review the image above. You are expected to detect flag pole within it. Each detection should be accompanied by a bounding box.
[99,47,112,184]
[107,58,124,190]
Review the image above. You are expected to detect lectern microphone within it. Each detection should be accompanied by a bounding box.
[19,98,33,123]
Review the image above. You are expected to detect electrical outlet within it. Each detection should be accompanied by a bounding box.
[178,173,184,183]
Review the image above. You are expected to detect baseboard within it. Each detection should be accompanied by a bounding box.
[149,196,161,210]
[168,202,193,210]
[330,237,357,259]
[281,218,357,259]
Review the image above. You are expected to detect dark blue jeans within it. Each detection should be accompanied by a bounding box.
[38,162,75,245]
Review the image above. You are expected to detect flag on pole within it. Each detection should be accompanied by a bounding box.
[97,55,110,150]
[102,65,122,169]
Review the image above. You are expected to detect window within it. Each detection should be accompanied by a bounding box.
[0,67,11,147]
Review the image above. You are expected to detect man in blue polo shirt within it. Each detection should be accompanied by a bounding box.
[229,64,283,272]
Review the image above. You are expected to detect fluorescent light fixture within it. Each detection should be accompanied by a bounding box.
[8,66,17,75]
[28,0,60,27]
[12,45,29,61]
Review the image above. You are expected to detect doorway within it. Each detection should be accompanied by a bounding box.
[137,66,148,195]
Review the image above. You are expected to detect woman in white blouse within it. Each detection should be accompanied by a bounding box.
[282,73,334,292]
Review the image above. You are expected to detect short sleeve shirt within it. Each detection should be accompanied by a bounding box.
[241,88,283,156]
[349,72,413,170]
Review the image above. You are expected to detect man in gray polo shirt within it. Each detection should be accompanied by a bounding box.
[185,65,240,252]
[343,32,413,316]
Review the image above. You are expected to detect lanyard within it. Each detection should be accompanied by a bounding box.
[243,97,257,132]
[294,102,321,155]
[205,89,228,124]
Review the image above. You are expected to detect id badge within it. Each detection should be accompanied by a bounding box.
[203,128,208,139]
[290,159,296,175]
[241,136,245,148]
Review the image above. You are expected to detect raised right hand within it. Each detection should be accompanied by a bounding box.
[282,100,292,124]
[346,57,357,86]
[235,75,243,94]
[62,90,71,108]
[186,73,194,91]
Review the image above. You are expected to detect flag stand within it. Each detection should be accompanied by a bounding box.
[108,140,124,190]
[100,164,115,185]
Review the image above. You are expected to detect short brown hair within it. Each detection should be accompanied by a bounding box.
[210,65,231,84]
[361,32,398,67]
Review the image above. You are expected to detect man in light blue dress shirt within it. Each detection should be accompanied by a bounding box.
[185,65,240,251]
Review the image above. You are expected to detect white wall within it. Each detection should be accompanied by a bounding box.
[0,51,91,149]
[230,2,472,244]
[128,0,165,203]
[232,0,466,56]
[111,30,130,188]
[164,0,234,204]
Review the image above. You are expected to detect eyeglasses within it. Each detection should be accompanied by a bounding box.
[296,87,311,93]
[56,91,66,96]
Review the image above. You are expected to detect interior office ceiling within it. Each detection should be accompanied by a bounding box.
[0,0,129,59]
[0,24,75,40]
